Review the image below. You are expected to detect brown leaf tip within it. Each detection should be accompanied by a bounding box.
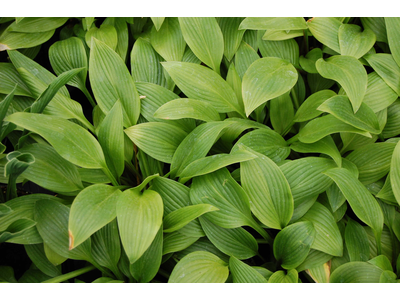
[68,230,74,250]
[307,18,314,23]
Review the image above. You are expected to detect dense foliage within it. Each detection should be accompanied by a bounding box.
[1,17,400,283]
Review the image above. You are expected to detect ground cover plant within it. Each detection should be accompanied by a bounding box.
[0,17,400,283]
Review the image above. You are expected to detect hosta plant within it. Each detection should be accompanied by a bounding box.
[0,16,400,283]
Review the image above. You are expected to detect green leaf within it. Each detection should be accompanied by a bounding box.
[217,18,245,61]
[376,174,397,205]
[124,122,187,164]
[364,53,400,96]
[24,244,61,277]
[98,101,124,180]
[291,136,342,167]
[324,168,384,252]
[318,95,380,134]
[235,41,260,79]
[0,203,12,217]
[68,184,121,249]
[307,17,341,53]
[130,226,163,283]
[338,24,376,58]
[296,249,333,272]
[7,17,68,33]
[162,62,244,116]
[179,17,224,74]
[232,128,290,163]
[229,256,268,283]
[163,204,218,233]
[330,261,383,283]
[169,251,229,283]
[298,114,372,144]
[257,35,299,67]
[19,143,83,194]
[363,72,398,113]
[89,38,140,127]
[85,24,117,50]
[241,149,294,229]
[154,98,221,122]
[163,231,199,255]
[117,189,163,264]
[150,17,186,62]
[242,57,298,116]
[294,90,338,123]
[368,255,393,272]
[0,63,32,96]
[190,167,269,240]
[5,151,35,200]
[360,17,387,43]
[175,237,229,263]
[269,91,294,135]
[346,142,395,184]
[5,113,106,169]
[299,48,323,74]
[0,218,36,243]
[170,121,233,178]
[299,202,342,256]
[380,270,397,283]
[179,151,257,184]
[268,269,299,283]
[199,216,258,260]
[150,17,165,31]
[239,17,307,30]
[391,140,400,206]
[385,17,400,68]
[34,199,92,261]
[316,55,367,113]
[383,100,400,139]
[273,221,316,269]
[0,29,55,51]
[262,29,304,41]
[306,263,331,283]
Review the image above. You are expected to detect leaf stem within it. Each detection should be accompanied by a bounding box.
[42,265,96,283]
[286,134,299,145]
[102,167,119,187]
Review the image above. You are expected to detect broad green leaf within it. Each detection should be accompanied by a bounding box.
[257,35,299,67]
[0,30,55,51]
[175,237,229,263]
[170,121,233,178]
[364,53,400,96]
[318,95,380,134]
[130,226,163,283]
[385,17,400,68]
[19,143,83,194]
[48,37,90,98]
[0,218,36,243]
[78,168,110,184]
[391,140,400,206]
[117,189,163,264]
[163,204,218,233]
[85,24,117,50]
[68,184,121,249]
[235,41,260,79]
[199,216,258,260]
[162,62,244,116]
[376,174,397,205]
[179,17,224,74]
[242,57,298,116]
[219,118,270,146]
[268,269,298,283]
[217,17,245,61]
[0,204,12,217]
[299,48,323,74]
[273,221,316,269]
[0,63,32,96]
[125,122,187,164]
[239,17,307,30]
[330,261,383,283]
[150,17,185,62]
[225,63,245,108]
[5,113,106,169]
[291,136,342,167]
[151,17,165,31]
[368,255,393,272]
[316,56,367,113]
[324,168,384,252]
[298,114,372,144]
[229,256,268,283]
[344,218,370,262]
[190,167,269,240]
[169,251,229,283]
[179,151,257,183]
[232,128,290,163]
[364,226,393,260]
[307,73,336,94]
[151,176,190,215]
[5,151,35,200]
[177,219,205,238]
[98,101,124,180]
[241,150,294,229]
[7,17,68,33]
[299,202,342,256]
[361,17,387,43]
[338,24,375,58]
[136,82,195,132]
[24,244,61,277]
[363,72,398,113]
[154,98,221,122]
[383,100,400,138]
[346,142,395,184]
[163,231,199,255]
[306,263,331,283]
[307,17,341,53]
[340,132,378,154]
[380,270,397,283]
[269,91,294,135]
[89,38,140,127]
[262,29,304,41]
[296,249,333,272]
[34,199,92,261]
